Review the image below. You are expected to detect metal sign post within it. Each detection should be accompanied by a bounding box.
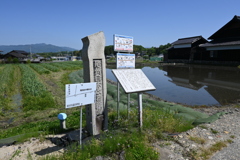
[114,34,134,121]
[117,80,120,120]
[138,92,143,128]
[112,69,156,129]
[127,94,130,119]
[80,106,82,146]
[116,52,135,120]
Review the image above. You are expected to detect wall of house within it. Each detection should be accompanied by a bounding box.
[208,49,240,61]
[168,48,191,59]
[193,48,210,60]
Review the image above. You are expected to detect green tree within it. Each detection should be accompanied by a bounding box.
[73,50,81,57]
[146,47,156,57]
[104,45,114,56]
[158,43,171,55]
[133,45,145,53]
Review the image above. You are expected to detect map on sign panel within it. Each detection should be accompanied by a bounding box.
[114,34,133,52]
[112,69,156,93]
[116,53,135,69]
[65,83,96,108]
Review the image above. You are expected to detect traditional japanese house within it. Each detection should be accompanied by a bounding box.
[165,36,208,62]
[200,15,240,63]
[0,50,3,60]
[3,50,29,62]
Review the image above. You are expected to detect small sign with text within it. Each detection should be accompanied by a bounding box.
[65,82,96,108]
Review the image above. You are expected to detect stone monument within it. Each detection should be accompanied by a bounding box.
[81,31,108,135]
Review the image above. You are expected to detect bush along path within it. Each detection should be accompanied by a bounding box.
[0,65,235,160]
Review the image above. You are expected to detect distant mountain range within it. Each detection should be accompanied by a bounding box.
[0,43,77,54]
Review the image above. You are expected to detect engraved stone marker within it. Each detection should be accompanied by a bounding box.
[81,31,108,135]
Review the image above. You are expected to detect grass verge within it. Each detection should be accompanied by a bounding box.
[192,141,230,160]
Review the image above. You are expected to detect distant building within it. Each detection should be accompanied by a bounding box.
[76,56,82,60]
[34,54,46,61]
[3,50,29,61]
[0,50,3,60]
[51,56,68,61]
[200,15,240,62]
[166,36,208,62]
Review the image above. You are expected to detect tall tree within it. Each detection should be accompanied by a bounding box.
[133,45,145,53]
[146,47,156,57]
[104,45,114,56]
[158,43,171,55]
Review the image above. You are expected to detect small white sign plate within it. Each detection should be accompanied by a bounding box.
[65,82,96,108]
[112,69,156,93]
[116,53,135,69]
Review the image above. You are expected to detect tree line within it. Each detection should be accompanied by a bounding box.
[104,43,171,57]
[35,43,171,58]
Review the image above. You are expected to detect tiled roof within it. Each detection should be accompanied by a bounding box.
[12,50,29,55]
[4,50,29,58]
[172,36,206,45]
[200,39,240,47]
[9,52,28,58]
[209,15,240,40]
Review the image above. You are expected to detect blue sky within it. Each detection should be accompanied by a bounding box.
[1,0,240,50]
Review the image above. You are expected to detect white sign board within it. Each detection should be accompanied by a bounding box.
[112,69,156,93]
[116,53,135,69]
[114,34,133,52]
[65,82,96,108]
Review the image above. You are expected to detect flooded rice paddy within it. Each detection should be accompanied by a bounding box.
[106,64,240,106]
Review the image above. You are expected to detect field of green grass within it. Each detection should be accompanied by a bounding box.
[0,61,196,159]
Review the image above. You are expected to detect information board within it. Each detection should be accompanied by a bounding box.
[112,69,156,93]
[65,82,96,108]
[116,53,135,69]
[114,34,133,52]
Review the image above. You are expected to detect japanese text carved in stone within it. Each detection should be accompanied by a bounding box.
[93,59,103,115]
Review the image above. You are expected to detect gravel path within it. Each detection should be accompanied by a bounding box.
[209,107,240,160]
[210,138,240,160]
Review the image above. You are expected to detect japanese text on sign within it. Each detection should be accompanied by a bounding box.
[65,83,96,108]
[114,34,133,52]
[116,53,135,69]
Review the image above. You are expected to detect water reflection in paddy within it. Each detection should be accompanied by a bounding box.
[106,65,240,106]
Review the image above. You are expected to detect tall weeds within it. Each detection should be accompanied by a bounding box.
[19,64,55,111]
[0,64,16,114]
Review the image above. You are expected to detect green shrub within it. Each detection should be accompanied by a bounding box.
[19,64,56,110]
[23,93,55,111]
[13,58,20,63]
[0,64,16,111]
[47,132,158,160]
[26,59,31,64]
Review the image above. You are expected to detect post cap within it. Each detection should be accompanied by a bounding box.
[58,113,67,120]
